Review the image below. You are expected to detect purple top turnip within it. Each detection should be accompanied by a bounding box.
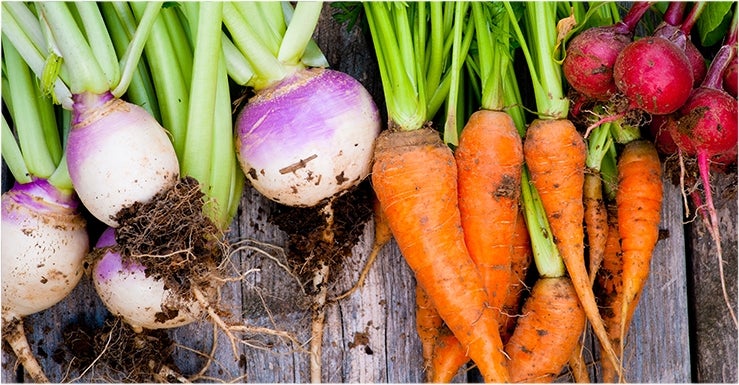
[91,228,204,333]
[1,180,88,320]
[235,68,380,207]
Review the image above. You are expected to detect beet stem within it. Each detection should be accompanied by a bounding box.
[679,2,706,36]
[702,45,735,90]
[618,1,654,33]
[663,2,686,26]
[696,150,738,328]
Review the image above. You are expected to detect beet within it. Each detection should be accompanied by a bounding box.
[613,36,694,115]
[563,27,632,101]
[669,45,738,160]
[562,2,651,101]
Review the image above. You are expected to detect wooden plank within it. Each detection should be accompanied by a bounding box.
[688,171,738,383]
[2,4,737,384]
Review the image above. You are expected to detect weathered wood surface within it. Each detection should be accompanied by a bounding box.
[2,4,737,383]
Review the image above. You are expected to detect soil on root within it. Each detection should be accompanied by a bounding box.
[112,176,226,298]
[52,317,180,383]
[268,181,374,293]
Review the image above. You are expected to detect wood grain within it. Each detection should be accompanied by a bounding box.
[2,4,737,384]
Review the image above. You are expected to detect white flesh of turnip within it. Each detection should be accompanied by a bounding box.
[91,228,201,333]
[67,92,180,227]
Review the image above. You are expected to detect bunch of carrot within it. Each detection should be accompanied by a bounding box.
[366,1,666,382]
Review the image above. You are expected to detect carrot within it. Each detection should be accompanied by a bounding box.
[417,285,470,383]
[429,327,470,383]
[584,169,608,284]
[568,343,591,383]
[456,109,524,311]
[498,210,533,344]
[415,285,443,377]
[505,277,586,383]
[595,203,624,383]
[615,140,663,370]
[523,118,621,374]
[372,128,509,383]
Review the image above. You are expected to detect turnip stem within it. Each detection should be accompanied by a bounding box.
[112,1,163,98]
[3,37,57,180]
[278,1,322,65]
[38,2,109,94]
[75,2,120,89]
[222,2,287,89]
[130,1,188,159]
[1,116,31,185]
[182,2,222,186]
[100,2,160,119]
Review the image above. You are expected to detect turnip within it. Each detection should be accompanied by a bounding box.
[1,38,89,382]
[668,43,738,328]
[225,2,380,208]
[2,2,180,227]
[562,2,652,101]
[223,3,380,381]
[91,227,205,333]
[82,3,246,350]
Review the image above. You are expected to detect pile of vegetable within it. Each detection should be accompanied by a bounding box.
[1,1,735,383]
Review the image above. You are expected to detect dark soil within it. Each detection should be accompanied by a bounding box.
[268,181,374,293]
[113,176,225,296]
[52,317,179,383]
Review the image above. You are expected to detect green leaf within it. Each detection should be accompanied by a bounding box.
[696,2,734,48]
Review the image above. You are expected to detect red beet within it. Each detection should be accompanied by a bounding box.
[667,45,738,328]
[562,2,652,101]
[669,46,738,160]
[613,36,694,115]
[563,27,633,101]
[648,114,680,155]
[654,2,707,86]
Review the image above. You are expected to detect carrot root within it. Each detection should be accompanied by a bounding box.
[372,128,509,383]
[523,119,621,376]
[505,277,586,383]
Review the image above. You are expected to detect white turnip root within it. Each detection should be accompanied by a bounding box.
[1,179,89,382]
[91,227,203,333]
[235,68,380,207]
[67,91,180,227]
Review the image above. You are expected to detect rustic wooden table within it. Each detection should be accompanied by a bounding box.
[2,4,737,383]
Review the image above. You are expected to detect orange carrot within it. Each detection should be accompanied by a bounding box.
[372,128,509,383]
[595,203,624,383]
[498,210,533,344]
[416,285,470,383]
[429,327,470,383]
[505,277,586,383]
[584,170,608,285]
[455,110,524,309]
[415,285,443,377]
[615,140,663,368]
[523,118,621,375]
[568,344,591,383]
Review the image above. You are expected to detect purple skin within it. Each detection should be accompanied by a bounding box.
[93,227,146,281]
[2,179,80,220]
[236,68,377,168]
